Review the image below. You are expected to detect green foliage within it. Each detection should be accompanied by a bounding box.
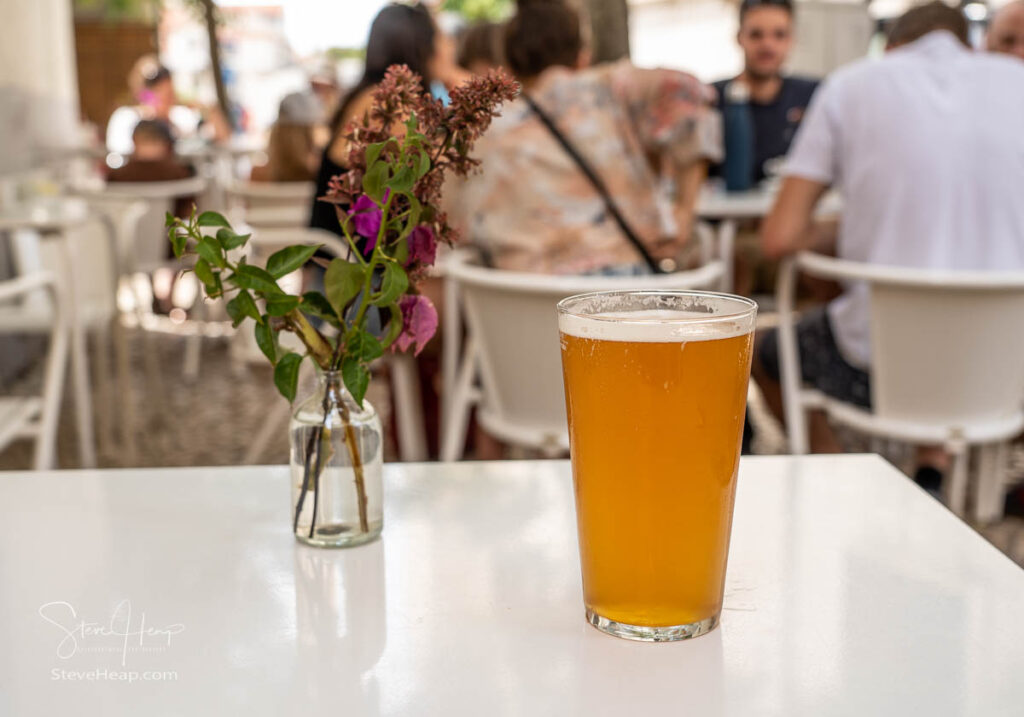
[266,245,321,279]
[324,259,364,316]
[440,0,514,22]
[254,319,278,364]
[371,262,408,307]
[225,290,261,328]
[273,352,303,402]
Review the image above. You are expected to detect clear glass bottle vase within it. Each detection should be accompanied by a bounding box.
[290,370,383,548]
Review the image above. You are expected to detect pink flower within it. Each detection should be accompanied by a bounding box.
[406,225,437,266]
[349,194,382,251]
[393,295,438,356]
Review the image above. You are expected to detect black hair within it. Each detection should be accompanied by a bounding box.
[458,21,506,71]
[739,0,794,24]
[329,3,436,137]
[141,63,172,89]
[505,0,581,81]
[131,119,175,147]
[887,1,969,48]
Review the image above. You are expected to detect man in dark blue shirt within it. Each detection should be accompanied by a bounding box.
[713,0,818,184]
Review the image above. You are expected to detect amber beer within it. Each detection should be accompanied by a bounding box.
[558,291,756,641]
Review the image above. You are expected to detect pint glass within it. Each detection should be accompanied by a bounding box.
[557,290,757,641]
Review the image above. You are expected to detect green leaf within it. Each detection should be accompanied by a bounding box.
[225,289,261,327]
[341,357,370,407]
[194,258,216,291]
[324,259,365,315]
[415,149,431,180]
[389,165,416,194]
[300,292,341,328]
[266,244,321,279]
[347,329,384,363]
[364,140,388,170]
[254,319,279,364]
[370,261,408,307]
[164,212,176,228]
[233,264,283,295]
[381,302,403,349]
[216,227,250,251]
[362,162,388,201]
[399,195,422,241]
[393,236,410,265]
[265,293,301,317]
[197,211,231,228]
[170,229,187,258]
[273,352,303,402]
[196,236,226,268]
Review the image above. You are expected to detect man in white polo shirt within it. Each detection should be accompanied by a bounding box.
[754,2,1024,458]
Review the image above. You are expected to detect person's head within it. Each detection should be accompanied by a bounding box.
[505,0,584,82]
[987,0,1024,60]
[131,119,175,161]
[129,55,175,114]
[886,1,969,50]
[332,3,437,135]
[458,21,507,75]
[277,91,321,127]
[737,0,795,81]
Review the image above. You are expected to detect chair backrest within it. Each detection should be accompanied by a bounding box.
[226,180,315,231]
[795,252,1024,428]
[0,272,67,469]
[80,178,208,272]
[447,250,727,449]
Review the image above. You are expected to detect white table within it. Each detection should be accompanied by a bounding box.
[696,186,843,292]
[2,455,1022,715]
[0,197,100,468]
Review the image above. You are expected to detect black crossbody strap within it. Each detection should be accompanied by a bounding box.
[523,92,665,274]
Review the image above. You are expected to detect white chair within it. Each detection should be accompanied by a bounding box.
[777,251,1024,522]
[226,180,315,231]
[81,177,209,273]
[440,249,728,462]
[0,272,68,469]
[237,227,428,464]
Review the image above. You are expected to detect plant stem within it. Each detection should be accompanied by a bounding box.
[287,311,333,368]
[337,396,370,533]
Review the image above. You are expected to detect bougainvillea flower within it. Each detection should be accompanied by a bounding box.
[349,194,382,249]
[393,294,438,356]
[406,225,437,266]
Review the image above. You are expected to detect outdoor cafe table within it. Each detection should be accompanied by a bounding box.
[2,455,1022,715]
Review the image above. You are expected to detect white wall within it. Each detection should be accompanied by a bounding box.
[0,0,81,176]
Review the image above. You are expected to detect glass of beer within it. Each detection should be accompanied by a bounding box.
[557,290,756,641]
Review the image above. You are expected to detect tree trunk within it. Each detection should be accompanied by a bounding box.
[199,0,233,129]
[583,0,630,64]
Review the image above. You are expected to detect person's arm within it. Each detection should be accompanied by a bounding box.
[203,105,231,143]
[760,77,839,259]
[760,176,827,259]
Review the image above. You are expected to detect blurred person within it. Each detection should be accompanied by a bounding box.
[445,0,721,275]
[108,118,196,218]
[106,56,230,156]
[458,21,506,74]
[309,2,468,239]
[713,0,818,187]
[987,0,1024,60]
[108,119,194,187]
[754,3,1024,475]
[251,92,321,183]
[307,3,468,458]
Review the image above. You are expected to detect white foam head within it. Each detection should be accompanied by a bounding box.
[557,292,756,342]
